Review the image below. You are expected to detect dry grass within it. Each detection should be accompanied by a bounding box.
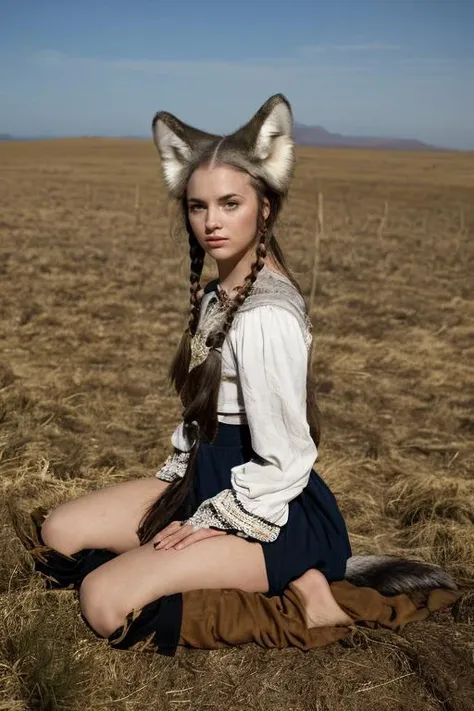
[0,138,473,711]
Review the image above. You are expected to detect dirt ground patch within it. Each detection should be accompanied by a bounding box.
[1,139,473,710]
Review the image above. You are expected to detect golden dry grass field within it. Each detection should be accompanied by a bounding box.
[1,139,473,711]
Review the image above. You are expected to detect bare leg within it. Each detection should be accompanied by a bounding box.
[290,569,352,627]
[41,477,169,556]
[79,535,269,638]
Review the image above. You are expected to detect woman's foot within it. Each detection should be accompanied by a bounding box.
[290,569,353,628]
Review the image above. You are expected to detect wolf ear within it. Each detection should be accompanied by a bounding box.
[233,94,295,194]
[152,112,214,197]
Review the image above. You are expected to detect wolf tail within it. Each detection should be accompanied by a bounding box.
[344,555,458,596]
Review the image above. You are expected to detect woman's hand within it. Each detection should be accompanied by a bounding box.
[152,520,226,551]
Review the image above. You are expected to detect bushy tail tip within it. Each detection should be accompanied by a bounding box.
[345,555,458,596]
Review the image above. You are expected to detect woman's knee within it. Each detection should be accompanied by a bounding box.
[40,505,85,556]
[79,571,126,639]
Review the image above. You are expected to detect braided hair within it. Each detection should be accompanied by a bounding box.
[168,217,205,394]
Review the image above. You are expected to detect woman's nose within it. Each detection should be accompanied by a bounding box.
[205,207,222,231]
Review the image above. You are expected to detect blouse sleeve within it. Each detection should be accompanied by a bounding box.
[187,305,318,542]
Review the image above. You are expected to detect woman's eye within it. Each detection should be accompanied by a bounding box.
[189,202,238,213]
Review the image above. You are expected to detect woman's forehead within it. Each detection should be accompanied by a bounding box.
[187,164,251,196]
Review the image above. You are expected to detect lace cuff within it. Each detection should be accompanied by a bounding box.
[155,451,189,482]
[187,489,280,543]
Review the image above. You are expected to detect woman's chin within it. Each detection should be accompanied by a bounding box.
[206,245,235,261]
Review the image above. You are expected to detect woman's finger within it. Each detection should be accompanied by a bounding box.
[153,523,194,550]
[173,528,227,550]
[151,520,182,547]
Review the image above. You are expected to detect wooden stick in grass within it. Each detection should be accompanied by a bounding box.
[309,191,324,369]
[135,184,141,227]
[459,204,465,235]
[377,200,389,239]
[86,183,92,209]
[309,190,323,315]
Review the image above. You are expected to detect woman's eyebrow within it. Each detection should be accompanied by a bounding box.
[187,193,243,203]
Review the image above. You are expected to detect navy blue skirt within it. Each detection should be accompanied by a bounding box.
[186,423,352,596]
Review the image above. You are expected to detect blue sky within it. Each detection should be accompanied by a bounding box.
[1,0,473,149]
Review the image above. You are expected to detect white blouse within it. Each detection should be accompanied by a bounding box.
[156,276,318,542]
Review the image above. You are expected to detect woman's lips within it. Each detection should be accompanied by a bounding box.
[205,237,228,247]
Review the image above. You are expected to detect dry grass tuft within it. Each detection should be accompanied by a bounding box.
[393,520,474,587]
[0,591,90,711]
[386,474,474,526]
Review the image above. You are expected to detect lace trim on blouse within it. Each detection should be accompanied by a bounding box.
[187,489,280,542]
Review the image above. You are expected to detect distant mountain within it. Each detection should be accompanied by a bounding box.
[1,125,445,151]
[293,122,441,151]
[0,133,53,141]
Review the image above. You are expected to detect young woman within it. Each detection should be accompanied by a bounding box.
[18,94,457,655]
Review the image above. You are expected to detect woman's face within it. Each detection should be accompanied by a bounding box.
[186,164,269,264]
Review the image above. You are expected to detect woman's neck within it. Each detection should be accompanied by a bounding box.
[217,252,281,295]
[217,250,258,295]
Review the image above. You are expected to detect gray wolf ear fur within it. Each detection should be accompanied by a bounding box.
[151,113,215,199]
[152,93,295,199]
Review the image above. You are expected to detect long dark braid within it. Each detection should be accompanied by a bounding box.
[169,225,205,395]
[188,230,205,336]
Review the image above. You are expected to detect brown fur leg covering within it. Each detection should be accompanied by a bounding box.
[179,586,349,650]
[329,580,460,632]
[179,582,461,651]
